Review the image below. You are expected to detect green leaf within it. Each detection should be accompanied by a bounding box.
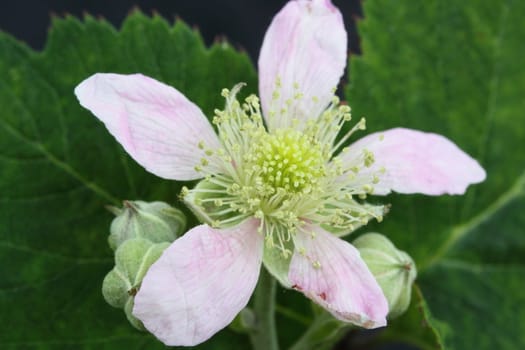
[347,0,525,348]
[380,286,444,350]
[0,12,256,349]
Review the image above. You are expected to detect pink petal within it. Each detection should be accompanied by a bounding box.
[258,0,347,130]
[75,73,220,180]
[289,225,388,328]
[342,128,486,195]
[133,219,263,346]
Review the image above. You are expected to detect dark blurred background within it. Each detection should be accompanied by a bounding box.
[0,0,362,63]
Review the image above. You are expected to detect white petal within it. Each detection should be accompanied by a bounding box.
[258,0,347,130]
[75,73,220,180]
[289,225,388,328]
[133,219,263,346]
[341,128,486,195]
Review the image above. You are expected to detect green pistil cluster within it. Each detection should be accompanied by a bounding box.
[182,84,387,257]
[246,129,325,194]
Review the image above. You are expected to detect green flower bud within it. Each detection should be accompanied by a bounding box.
[353,233,417,319]
[102,238,170,330]
[107,200,186,250]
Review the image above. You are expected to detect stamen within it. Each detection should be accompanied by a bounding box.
[331,117,366,154]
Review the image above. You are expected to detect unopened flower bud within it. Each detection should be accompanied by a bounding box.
[107,200,186,250]
[102,238,170,330]
[353,233,417,319]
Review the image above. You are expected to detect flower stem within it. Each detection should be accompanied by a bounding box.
[289,311,350,350]
[249,268,279,350]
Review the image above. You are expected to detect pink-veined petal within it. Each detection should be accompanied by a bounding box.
[289,225,388,328]
[133,219,263,346]
[258,0,347,130]
[75,73,220,180]
[341,128,486,195]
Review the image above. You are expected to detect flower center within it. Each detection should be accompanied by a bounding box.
[183,84,388,257]
[246,129,325,195]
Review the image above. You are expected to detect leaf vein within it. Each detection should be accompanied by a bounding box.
[421,170,525,271]
[0,116,119,204]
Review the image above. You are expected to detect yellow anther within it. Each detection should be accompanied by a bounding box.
[363,149,375,167]
[179,186,189,199]
[363,184,374,193]
[358,118,367,130]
